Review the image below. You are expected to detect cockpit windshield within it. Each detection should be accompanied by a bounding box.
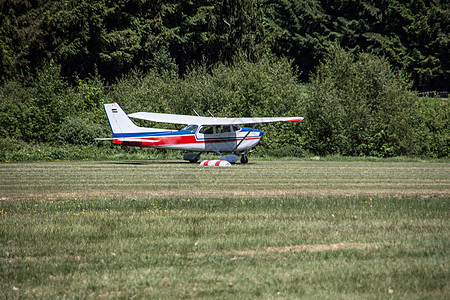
[183,124,198,133]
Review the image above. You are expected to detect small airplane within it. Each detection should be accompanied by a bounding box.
[97,103,303,164]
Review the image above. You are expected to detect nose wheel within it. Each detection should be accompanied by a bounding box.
[240,155,248,164]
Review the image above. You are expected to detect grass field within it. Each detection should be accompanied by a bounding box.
[0,160,449,298]
[1,160,449,200]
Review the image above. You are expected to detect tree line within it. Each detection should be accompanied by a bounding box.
[0,1,448,160]
[1,0,448,90]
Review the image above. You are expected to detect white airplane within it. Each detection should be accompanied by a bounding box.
[98,103,303,163]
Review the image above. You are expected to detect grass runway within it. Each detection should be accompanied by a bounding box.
[0,160,449,298]
[1,160,449,200]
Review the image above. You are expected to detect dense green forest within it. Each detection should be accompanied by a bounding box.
[1,0,448,89]
[0,0,450,90]
[0,0,448,161]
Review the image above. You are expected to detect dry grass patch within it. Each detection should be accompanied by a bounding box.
[227,243,380,257]
[264,242,379,253]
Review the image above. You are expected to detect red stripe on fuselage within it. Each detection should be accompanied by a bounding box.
[114,133,261,147]
[141,134,197,146]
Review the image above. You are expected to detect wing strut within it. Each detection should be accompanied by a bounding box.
[233,123,257,151]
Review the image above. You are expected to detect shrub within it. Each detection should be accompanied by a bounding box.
[304,44,422,156]
[58,117,106,146]
[417,97,449,157]
[0,62,80,143]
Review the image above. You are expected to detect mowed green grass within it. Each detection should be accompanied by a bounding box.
[0,160,449,298]
[0,160,449,199]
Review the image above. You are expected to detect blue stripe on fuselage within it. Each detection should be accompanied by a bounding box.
[112,130,193,138]
[112,128,264,138]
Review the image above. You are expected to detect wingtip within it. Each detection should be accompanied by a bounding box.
[283,118,304,122]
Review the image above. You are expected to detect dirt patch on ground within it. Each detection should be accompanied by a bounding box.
[229,243,380,257]
[264,242,378,253]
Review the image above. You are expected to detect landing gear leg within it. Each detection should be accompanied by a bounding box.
[240,155,248,164]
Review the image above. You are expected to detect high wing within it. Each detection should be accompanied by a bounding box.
[128,112,303,125]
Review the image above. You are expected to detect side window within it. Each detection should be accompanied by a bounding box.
[200,126,214,134]
[232,125,241,132]
[215,125,232,133]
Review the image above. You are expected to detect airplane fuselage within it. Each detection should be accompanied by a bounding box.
[112,125,263,153]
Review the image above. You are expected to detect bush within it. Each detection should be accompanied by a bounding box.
[0,62,81,143]
[304,44,422,157]
[259,145,307,158]
[58,117,106,146]
[417,98,449,157]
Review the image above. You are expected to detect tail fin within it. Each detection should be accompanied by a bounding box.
[104,103,145,138]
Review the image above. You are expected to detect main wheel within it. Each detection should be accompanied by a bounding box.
[189,154,201,163]
[184,152,201,163]
[240,155,248,164]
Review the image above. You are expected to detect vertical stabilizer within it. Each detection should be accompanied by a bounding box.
[104,103,144,137]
